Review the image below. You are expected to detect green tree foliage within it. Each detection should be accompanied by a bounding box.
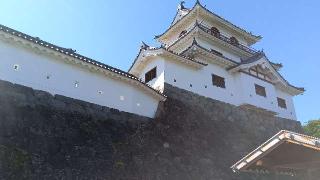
[303,119,320,138]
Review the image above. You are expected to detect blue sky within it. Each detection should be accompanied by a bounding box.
[0,0,319,123]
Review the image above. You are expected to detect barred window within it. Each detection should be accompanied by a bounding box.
[277,97,287,109]
[210,27,220,37]
[145,67,157,83]
[212,74,226,88]
[255,84,266,97]
[230,36,239,46]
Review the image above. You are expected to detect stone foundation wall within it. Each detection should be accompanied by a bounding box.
[0,80,316,180]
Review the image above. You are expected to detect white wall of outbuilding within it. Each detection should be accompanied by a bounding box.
[0,40,161,118]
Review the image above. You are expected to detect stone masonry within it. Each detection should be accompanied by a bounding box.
[0,80,317,180]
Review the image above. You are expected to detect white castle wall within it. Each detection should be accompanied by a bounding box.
[237,73,296,119]
[164,60,242,105]
[138,56,297,120]
[0,40,160,118]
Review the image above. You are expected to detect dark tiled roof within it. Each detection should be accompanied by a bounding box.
[241,51,266,64]
[128,42,207,72]
[155,1,261,40]
[0,24,166,99]
[179,38,239,65]
[270,62,283,69]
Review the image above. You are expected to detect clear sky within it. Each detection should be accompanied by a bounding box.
[0,0,319,123]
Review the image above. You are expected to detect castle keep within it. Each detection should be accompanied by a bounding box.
[0,1,303,120]
[130,1,304,120]
[1,1,319,180]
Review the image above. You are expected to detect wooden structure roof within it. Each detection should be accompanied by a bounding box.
[231,130,320,175]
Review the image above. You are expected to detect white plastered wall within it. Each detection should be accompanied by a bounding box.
[229,72,296,120]
[0,40,160,118]
[163,57,297,120]
[164,59,242,105]
[136,57,165,92]
[130,50,297,120]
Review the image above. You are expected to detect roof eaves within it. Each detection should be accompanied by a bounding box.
[167,22,199,49]
[128,44,207,75]
[180,41,239,66]
[196,2,261,40]
[155,2,198,40]
[156,1,261,43]
[231,130,320,172]
[162,46,208,66]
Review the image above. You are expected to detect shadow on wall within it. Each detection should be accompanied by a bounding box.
[0,80,314,180]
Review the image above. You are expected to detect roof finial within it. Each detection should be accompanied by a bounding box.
[140,41,149,50]
[192,37,198,45]
[195,19,199,26]
[178,1,186,10]
[66,48,76,53]
[195,0,202,6]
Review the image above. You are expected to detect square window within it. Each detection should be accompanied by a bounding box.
[277,97,287,109]
[145,67,157,83]
[255,84,266,97]
[212,74,225,88]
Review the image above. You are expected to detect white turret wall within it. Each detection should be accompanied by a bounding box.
[135,53,297,120]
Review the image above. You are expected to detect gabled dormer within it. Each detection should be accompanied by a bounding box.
[228,52,304,96]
